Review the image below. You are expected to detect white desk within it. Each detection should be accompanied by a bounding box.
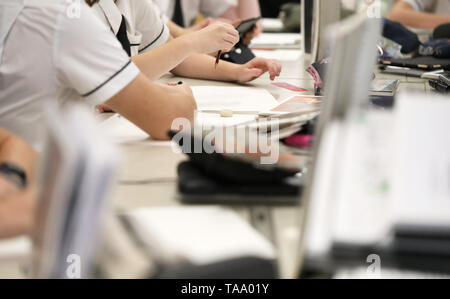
[111,54,313,279]
[107,56,430,279]
[0,48,431,279]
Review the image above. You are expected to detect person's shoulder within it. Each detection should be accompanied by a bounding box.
[22,0,69,13]
[129,0,154,9]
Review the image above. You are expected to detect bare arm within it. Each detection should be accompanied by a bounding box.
[0,130,37,239]
[236,0,261,19]
[132,35,194,81]
[388,1,450,29]
[0,188,35,239]
[221,0,262,36]
[0,129,36,184]
[105,73,197,140]
[172,54,282,82]
[167,20,190,38]
[132,23,239,80]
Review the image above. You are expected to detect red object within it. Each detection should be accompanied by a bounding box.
[272,82,308,92]
[284,134,314,148]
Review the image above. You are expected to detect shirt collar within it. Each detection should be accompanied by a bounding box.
[0,0,25,58]
[98,0,123,35]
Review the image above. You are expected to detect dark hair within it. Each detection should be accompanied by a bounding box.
[85,0,100,6]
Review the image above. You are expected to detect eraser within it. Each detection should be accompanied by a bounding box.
[220,109,233,118]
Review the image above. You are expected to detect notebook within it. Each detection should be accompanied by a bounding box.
[370,79,400,97]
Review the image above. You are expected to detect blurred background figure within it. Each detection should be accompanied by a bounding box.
[388,0,450,29]
[0,129,36,239]
[258,0,300,18]
[153,0,262,37]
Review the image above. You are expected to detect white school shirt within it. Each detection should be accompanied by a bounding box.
[403,0,450,15]
[92,0,170,57]
[0,0,139,149]
[152,0,231,27]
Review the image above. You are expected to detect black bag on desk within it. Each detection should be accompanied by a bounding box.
[380,56,450,70]
[177,161,302,205]
[433,23,450,39]
[169,130,303,206]
[154,256,277,279]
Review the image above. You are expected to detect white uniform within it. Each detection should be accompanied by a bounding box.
[404,0,450,15]
[92,0,170,56]
[152,0,231,27]
[0,0,139,148]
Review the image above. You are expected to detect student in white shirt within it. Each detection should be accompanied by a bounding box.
[92,0,281,112]
[153,0,261,28]
[0,129,36,239]
[0,0,201,148]
[388,0,450,29]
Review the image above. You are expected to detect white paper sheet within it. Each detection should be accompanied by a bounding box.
[262,18,284,32]
[392,94,450,232]
[192,86,279,112]
[250,33,302,48]
[126,207,276,266]
[0,237,31,261]
[253,49,302,61]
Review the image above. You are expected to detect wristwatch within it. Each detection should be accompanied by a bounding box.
[0,163,27,189]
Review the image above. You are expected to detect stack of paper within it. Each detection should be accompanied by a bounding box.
[124,207,276,266]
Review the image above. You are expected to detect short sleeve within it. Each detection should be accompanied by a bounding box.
[55,3,139,106]
[199,0,231,18]
[134,0,170,53]
[402,0,436,12]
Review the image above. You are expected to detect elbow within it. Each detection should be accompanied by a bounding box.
[152,95,196,141]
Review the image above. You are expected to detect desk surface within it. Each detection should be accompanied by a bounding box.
[0,47,433,279]
[108,55,432,279]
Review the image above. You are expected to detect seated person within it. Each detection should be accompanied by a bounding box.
[0,129,36,239]
[93,0,281,111]
[258,0,299,19]
[153,0,262,39]
[0,0,197,149]
[388,0,450,29]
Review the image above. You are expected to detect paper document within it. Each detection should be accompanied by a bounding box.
[192,86,279,112]
[262,18,284,32]
[0,237,31,261]
[392,94,450,234]
[261,95,322,115]
[126,207,276,266]
[253,49,302,61]
[251,33,302,48]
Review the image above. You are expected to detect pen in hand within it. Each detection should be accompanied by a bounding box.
[215,50,222,69]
